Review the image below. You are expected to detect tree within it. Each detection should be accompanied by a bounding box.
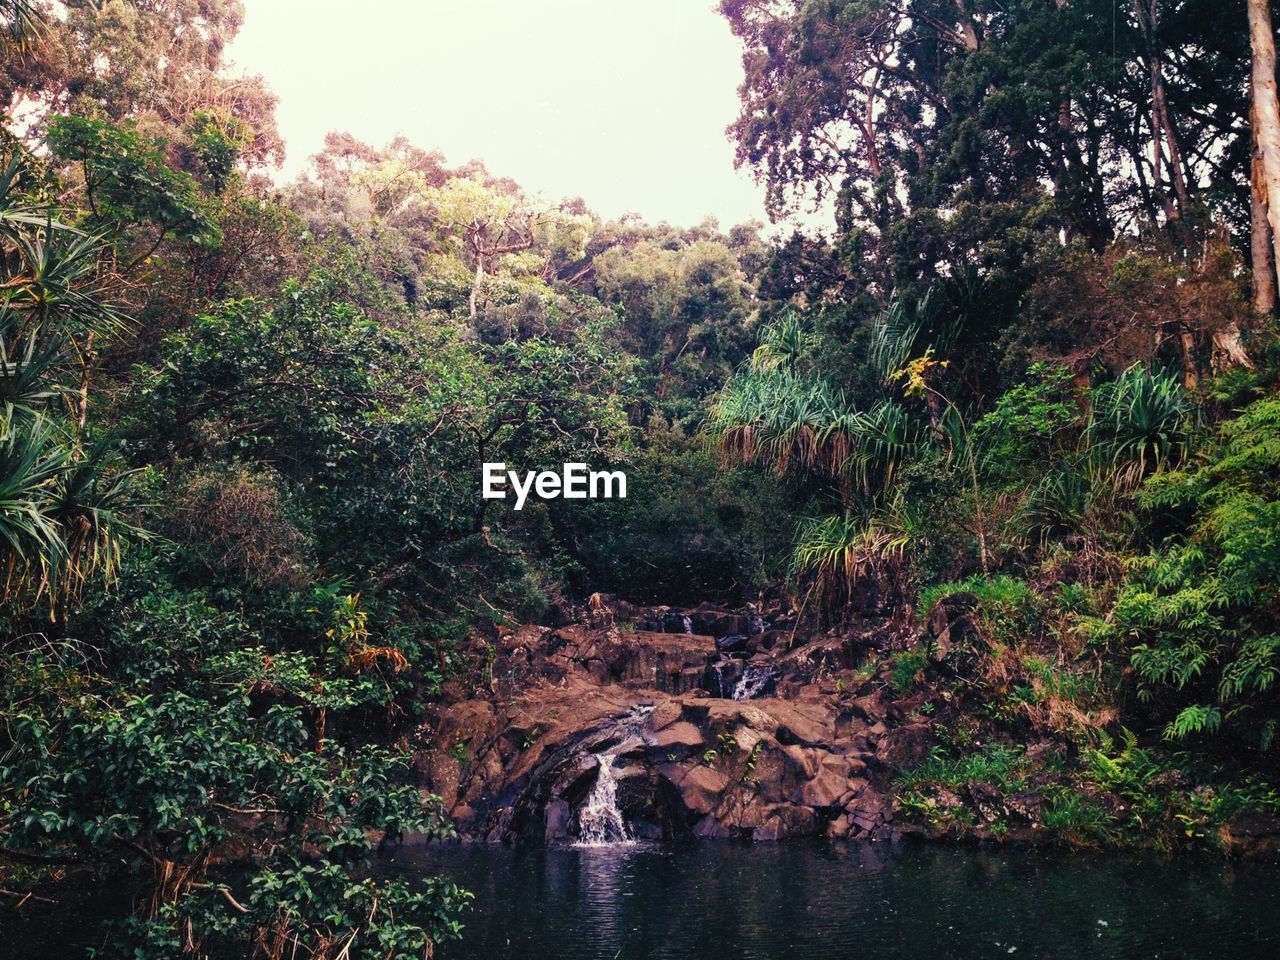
[2,0,281,170]
[1249,0,1280,309]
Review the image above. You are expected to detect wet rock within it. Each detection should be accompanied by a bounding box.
[414,602,1016,847]
[544,799,571,842]
[1004,790,1045,824]
[715,633,750,654]
[798,755,852,809]
[670,765,729,816]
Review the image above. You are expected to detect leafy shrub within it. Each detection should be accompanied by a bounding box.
[1114,397,1280,750]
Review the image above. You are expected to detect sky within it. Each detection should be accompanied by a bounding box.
[227,0,771,228]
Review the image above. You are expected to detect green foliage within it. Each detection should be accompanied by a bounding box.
[568,434,799,603]
[895,743,1029,791]
[186,109,249,194]
[1085,365,1190,486]
[46,116,221,247]
[973,363,1079,478]
[0,150,138,613]
[2,555,469,955]
[714,363,919,496]
[1040,790,1117,844]
[1115,397,1280,750]
[889,648,930,695]
[918,575,1039,643]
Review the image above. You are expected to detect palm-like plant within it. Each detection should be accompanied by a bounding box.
[750,311,809,371]
[0,148,136,612]
[1085,364,1189,488]
[789,492,922,609]
[0,409,68,585]
[0,0,41,50]
[870,288,937,381]
[713,366,919,497]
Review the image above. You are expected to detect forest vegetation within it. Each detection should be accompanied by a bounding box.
[1,0,1280,957]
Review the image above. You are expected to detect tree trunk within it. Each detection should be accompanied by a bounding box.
[1213,324,1255,371]
[1252,89,1279,315]
[468,256,483,321]
[1249,0,1280,289]
[1152,61,1190,213]
[1135,0,1189,219]
[954,0,980,50]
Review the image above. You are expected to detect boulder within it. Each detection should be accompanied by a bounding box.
[646,721,704,754]
[1222,812,1280,860]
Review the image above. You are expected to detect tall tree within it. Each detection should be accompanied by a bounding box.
[1249,0,1280,309]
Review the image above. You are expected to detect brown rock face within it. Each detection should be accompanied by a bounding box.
[415,602,924,844]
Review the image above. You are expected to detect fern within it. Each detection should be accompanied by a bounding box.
[1164,705,1222,740]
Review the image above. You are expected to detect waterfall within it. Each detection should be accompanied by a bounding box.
[708,659,736,698]
[572,703,653,846]
[575,755,631,846]
[732,663,777,701]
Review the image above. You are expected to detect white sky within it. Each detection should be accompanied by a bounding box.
[227,0,771,228]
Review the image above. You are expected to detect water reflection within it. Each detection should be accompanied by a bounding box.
[379,840,1280,960]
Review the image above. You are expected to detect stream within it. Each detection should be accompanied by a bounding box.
[379,840,1280,960]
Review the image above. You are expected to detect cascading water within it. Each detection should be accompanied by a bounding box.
[707,659,737,699]
[732,663,777,701]
[572,704,654,846]
[575,755,631,845]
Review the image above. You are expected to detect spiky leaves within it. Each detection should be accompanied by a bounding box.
[0,148,136,612]
[714,365,917,498]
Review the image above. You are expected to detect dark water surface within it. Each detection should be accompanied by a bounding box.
[381,840,1280,960]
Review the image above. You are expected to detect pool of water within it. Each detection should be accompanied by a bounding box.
[380,840,1280,960]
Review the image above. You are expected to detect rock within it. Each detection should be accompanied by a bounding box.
[846,688,891,724]
[693,815,731,838]
[927,592,982,659]
[1004,790,1044,824]
[798,754,850,809]
[544,799,571,842]
[715,634,750,654]
[876,721,934,770]
[673,765,730,816]
[965,779,1005,823]
[646,721,704,754]
[1222,812,1280,860]
[413,599,1059,847]
[584,593,616,628]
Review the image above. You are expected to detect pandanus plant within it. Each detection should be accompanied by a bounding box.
[1084,364,1190,489]
[0,0,39,49]
[0,150,138,613]
[713,314,923,608]
[712,365,918,500]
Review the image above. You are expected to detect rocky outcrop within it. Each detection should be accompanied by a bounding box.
[415,597,929,844]
[411,592,1280,859]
